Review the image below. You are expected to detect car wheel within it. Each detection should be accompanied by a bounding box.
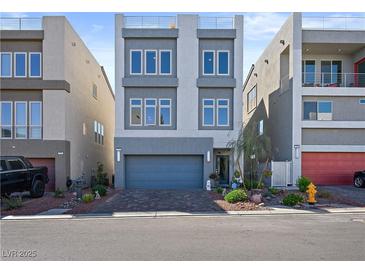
[30,179,45,198]
[353,177,365,188]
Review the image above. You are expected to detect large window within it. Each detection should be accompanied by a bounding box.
[217,51,229,75]
[217,99,229,126]
[130,50,142,74]
[321,60,342,86]
[159,99,171,126]
[15,52,27,78]
[247,86,257,112]
[29,101,42,139]
[1,102,12,138]
[145,50,157,75]
[15,102,27,139]
[93,121,104,145]
[203,99,215,126]
[302,60,315,85]
[303,101,333,121]
[203,51,215,75]
[145,99,156,125]
[130,99,142,126]
[0,52,12,78]
[29,52,42,77]
[159,50,171,75]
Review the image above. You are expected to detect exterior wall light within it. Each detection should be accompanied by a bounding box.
[280,40,285,45]
[116,148,122,162]
[206,151,211,163]
[294,145,300,159]
[264,59,269,64]
[254,73,258,77]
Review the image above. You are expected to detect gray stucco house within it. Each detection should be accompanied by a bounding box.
[243,13,365,186]
[114,14,244,189]
[0,16,115,191]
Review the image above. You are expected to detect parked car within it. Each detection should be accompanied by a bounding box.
[0,156,49,197]
[353,170,365,188]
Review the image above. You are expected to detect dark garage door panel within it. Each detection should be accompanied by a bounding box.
[125,155,203,189]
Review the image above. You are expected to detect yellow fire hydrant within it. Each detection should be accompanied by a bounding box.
[306,182,317,205]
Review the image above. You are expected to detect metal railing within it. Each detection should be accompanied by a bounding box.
[0,17,42,30]
[302,73,365,88]
[302,16,365,31]
[198,16,234,29]
[123,16,177,29]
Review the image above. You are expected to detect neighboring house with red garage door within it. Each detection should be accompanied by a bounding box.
[243,13,365,187]
[0,16,115,191]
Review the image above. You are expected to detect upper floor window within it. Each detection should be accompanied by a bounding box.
[15,52,27,78]
[258,120,264,136]
[0,52,12,78]
[15,102,27,139]
[302,60,315,86]
[92,83,98,99]
[130,99,142,126]
[217,99,229,126]
[1,101,13,138]
[145,99,157,125]
[247,86,257,112]
[303,101,333,121]
[130,50,142,75]
[203,99,215,126]
[321,60,342,86]
[93,120,104,145]
[159,50,171,75]
[217,51,229,75]
[203,51,215,75]
[145,50,157,75]
[29,101,42,139]
[159,99,171,126]
[29,52,42,77]
[359,99,365,105]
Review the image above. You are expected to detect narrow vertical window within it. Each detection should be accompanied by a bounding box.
[94,121,98,142]
[15,53,27,77]
[217,99,229,126]
[29,101,42,139]
[247,86,257,112]
[145,99,156,125]
[101,124,104,145]
[302,60,315,86]
[160,50,171,75]
[29,52,41,77]
[258,120,264,136]
[145,50,157,74]
[92,83,97,99]
[159,99,171,126]
[1,102,13,138]
[0,53,12,78]
[15,102,27,139]
[203,99,215,126]
[130,99,142,126]
[130,50,142,74]
[217,51,229,75]
[97,122,101,144]
[203,51,214,75]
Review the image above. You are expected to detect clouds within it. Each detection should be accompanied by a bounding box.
[91,24,104,33]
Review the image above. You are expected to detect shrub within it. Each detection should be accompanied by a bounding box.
[244,179,260,190]
[92,184,107,197]
[82,193,94,203]
[224,189,248,203]
[96,162,109,186]
[297,176,311,192]
[215,187,224,194]
[3,196,23,210]
[268,187,280,195]
[282,193,304,207]
[53,188,65,198]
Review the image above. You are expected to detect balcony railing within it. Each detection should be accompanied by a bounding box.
[302,73,365,88]
[0,17,42,30]
[198,17,234,29]
[302,16,365,31]
[123,16,177,29]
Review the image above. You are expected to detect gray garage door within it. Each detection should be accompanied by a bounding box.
[125,155,203,189]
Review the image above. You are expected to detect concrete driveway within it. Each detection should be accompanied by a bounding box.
[91,189,224,213]
[319,185,365,206]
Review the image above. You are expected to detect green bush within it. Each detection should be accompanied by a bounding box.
[244,179,262,190]
[224,189,248,203]
[268,187,280,195]
[53,188,65,198]
[3,196,23,210]
[214,187,224,194]
[82,193,94,203]
[282,193,304,207]
[96,162,109,186]
[92,184,107,197]
[297,176,311,192]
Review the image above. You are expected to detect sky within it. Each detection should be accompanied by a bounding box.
[2,12,364,91]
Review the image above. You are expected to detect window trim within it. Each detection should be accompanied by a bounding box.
[130,49,143,75]
[202,98,215,127]
[144,49,157,75]
[202,50,215,76]
[0,101,13,139]
[15,101,27,139]
[144,98,157,126]
[14,52,27,78]
[159,50,172,75]
[216,98,229,126]
[217,50,230,76]
[29,101,42,139]
[159,98,172,126]
[302,59,316,84]
[29,52,42,78]
[129,98,143,126]
[247,85,257,113]
[0,52,13,78]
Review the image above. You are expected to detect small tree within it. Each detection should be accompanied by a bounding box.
[96,162,108,186]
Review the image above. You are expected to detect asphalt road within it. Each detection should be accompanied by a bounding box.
[1,213,365,260]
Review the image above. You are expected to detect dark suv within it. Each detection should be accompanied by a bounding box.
[0,156,49,197]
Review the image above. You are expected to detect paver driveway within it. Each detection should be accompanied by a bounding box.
[92,189,225,213]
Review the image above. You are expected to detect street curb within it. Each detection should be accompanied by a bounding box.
[2,206,365,220]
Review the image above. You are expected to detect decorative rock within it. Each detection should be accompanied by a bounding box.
[251,193,262,204]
